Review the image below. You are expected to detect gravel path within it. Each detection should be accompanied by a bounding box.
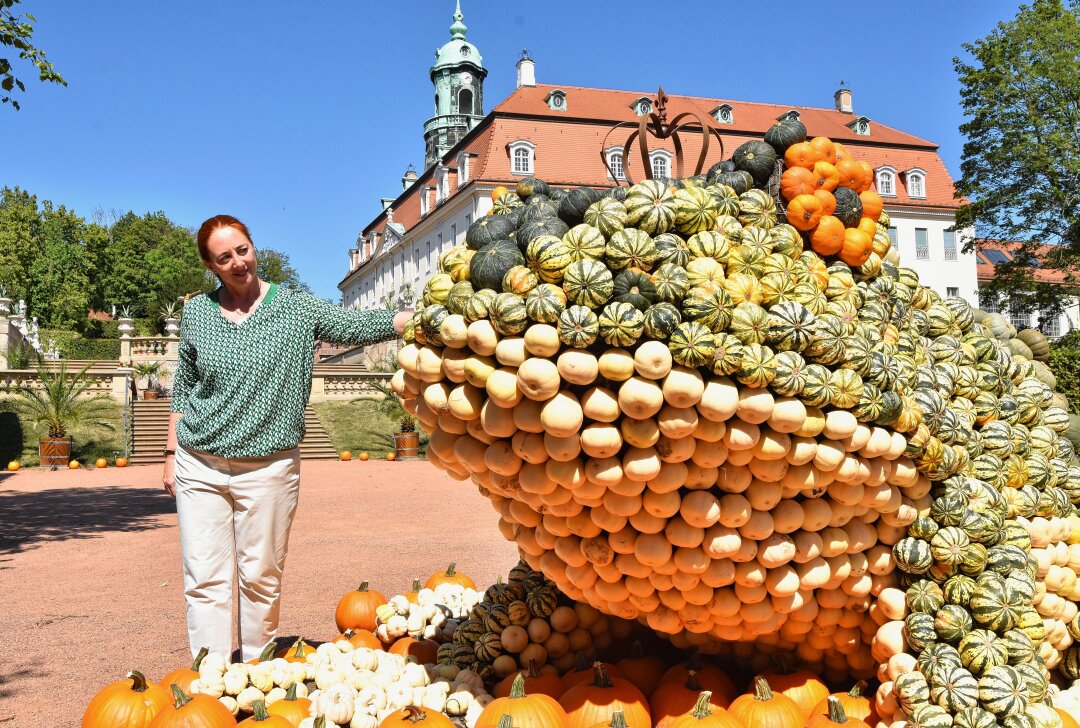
[0,460,520,726]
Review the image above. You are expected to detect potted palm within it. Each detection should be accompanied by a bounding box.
[5,359,116,468]
[133,361,163,399]
[365,379,421,459]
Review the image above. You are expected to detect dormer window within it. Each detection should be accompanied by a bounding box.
[906,168,927,199]
[435,165,449,204]
[457,152,471,186]
[650,149,672,180]
[545,89,567,111]
[509,140,535,175]
[420,187,432,217]
[876,166,897,197]
[777,109,801,123]
[847,115,871,136]
[631,96,652,116]
[604,147,624,180]
[711,104,734,124]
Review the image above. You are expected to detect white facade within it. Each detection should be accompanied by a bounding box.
[884,206,978,306]
[342,190,494,311]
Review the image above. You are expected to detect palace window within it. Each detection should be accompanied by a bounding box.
[907,170,926,199]
[915,228,929,259]
[509,140,535,175]
[877,167,897,196]
[650,150,672,180]
[943,230,957,260]
[605,148,624,180]
[711,104,733,124]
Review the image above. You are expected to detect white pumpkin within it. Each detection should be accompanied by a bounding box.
[316,683,356,726]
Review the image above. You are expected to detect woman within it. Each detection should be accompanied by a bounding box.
[163,214,409,661]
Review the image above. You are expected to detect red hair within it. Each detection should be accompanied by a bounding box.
[196,214,254,261]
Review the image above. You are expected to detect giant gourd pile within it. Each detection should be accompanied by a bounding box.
[391,116,1080,727]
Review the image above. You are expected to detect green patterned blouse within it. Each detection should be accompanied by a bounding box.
[172,284,397,458]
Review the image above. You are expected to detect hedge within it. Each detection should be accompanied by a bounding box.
[37,328,121,362]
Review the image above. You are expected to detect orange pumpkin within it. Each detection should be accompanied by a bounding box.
[783,142,820,170]
[425,562,476,590]
[380,706,455,728]
[388,636,439,664]
[665,693,742,728]
[832,142,852,162]
[808,137,836,165]
[405,578,423,604]
[656,657,736,705]
[810,161,840,192]
[265,683,311,727]
[563,654,627,691]
[116,457,128,467]
[238,700,291,727]
[492,186,511,201]
[478,673,571,728]
[615,642,666,700]
[147,685,237,728]
[786,194,824,232]
[96,457,109,468]
[160,647,209,695]
[82,670,172,728]
[809,216,845,256]
[495,659,566,699]
[1057,708,1080,728]
[726,677,802,728]
[812,190,837,216]
[779,167,816,201]
[651,673,732,728]
[856,162,874,192]
[805,697,870,728]
[559,665,651,728]
[839,228,872,267]
[809,682,878,726]
[386,452,397,461]
[340,450,352,461]
[359,452,370,461]
[335,581,388,632]
[276,638,317,663]
[756,657,829,720]
[834,160,865,191]
[859,190,883,220]
[337,628,383,650]
[246,642,279,666]
[856,217,878,238]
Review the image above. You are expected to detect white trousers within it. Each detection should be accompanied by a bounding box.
[174,443,301,662]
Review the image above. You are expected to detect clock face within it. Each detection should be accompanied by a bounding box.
[553,95,563,108]
[460,71,472,83]
[461,45,470,57]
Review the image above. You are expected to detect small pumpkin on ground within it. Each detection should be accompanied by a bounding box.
[82,670,171,728]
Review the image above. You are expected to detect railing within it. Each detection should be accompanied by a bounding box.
[122,336,178,362]
[312,371,393,400]
[0,368,120,396]
[423,114,484,135]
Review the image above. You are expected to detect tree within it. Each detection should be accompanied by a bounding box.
[953,0,1080,317]
[27,202,90,329]
[1,0,66,110]
[0,186,41,300]
[257,247,311,293]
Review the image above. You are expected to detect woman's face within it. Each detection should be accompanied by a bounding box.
[204,225,257,289]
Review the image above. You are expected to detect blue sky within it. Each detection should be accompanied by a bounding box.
[6,1,1021,301]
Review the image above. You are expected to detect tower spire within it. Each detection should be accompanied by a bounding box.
[450,0,467,40]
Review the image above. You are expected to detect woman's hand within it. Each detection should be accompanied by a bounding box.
[163,455,176,497]
[392,308,414,335]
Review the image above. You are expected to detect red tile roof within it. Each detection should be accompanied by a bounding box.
[975,241,1075,285]
[346,83,965,285]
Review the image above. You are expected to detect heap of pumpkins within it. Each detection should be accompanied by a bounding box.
[390,114,1080,728]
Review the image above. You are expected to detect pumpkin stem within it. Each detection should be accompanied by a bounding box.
[290,638,307,659]
[527,658,542,678]
[607,710,628,728]
[314,718,327,728]
[848,680,867,698]
[593,663,614,689]
[753,676,775,702]
[284,682,298,701]
[497,714,515,728]
[691,691,714,720]
[404,705,430,723]
[411,578,421,592]
[686,670,702,692]
[191,647,209,672]
[510,673,528,699]
[170,684,193,709]
[358,580,370,592]
[827,696,848,724]
[126,670,150,692]
[446,562,457,576]
[252,699,270,721]
[257,641,278,662]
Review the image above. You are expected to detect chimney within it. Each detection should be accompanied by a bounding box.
[380,197,395,210]
[516,49,535,88]
[401,163,418,190]
[834,83,853,114]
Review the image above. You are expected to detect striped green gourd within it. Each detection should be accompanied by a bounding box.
[642,302,681,341]
[829,368,864,409]
[562,258,613,309]
[653,232,691,268]
[904,612,939,651]
[770,351,808,398]
[583,198,628,239]
[681,285,734,334]
[446,281,475,316]
[525,283,566,324]
[728,301,770,345]
[934,604,973,643]
[611,268,657,311]
[652,262,690,304]
[562,224,607,262]
[686,230,730,263]
[672,185,719,235]
[737,188,777,230]
[624,179,676,234]
[463,288,497,322]
[669,321,715,368]
[958,629,1009,676]
[709,333,745,377]
[764,301,815,352]
[735,343,777,389]
[525,234,572,284]
[557,305,599,348]
[489,293,528,335]
[894,537,934,575]
[798,363,835,409]
[976,665,1028,717]
[597,301,645,348]
[606,228,658,271]
[928,665,979,712]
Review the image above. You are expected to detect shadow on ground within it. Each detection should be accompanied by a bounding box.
[0,486,174,555]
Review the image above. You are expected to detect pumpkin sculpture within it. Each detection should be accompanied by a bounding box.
[393,126,1080,727]
[82,670,171,728]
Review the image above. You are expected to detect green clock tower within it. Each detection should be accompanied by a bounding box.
[424,1,487,170]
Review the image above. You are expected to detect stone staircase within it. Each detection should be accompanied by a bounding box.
[128,400,339,464]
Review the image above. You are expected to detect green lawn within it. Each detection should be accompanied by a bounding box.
[312,399,428,458]
[0,398,126,466]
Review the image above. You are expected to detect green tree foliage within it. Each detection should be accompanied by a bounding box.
[954,0,1080,316]
[0,186,40,300]
[1047,330,1080,412]
[1,0,66,110]
[28,203,91,329]
[257,246,312,293]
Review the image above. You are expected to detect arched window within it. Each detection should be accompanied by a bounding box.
[650,150,672,180]
[605,148,624,180]
[876,167,896,196]
[908,171,925,198]
[459,88,473,115]
[509,140,535,175]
